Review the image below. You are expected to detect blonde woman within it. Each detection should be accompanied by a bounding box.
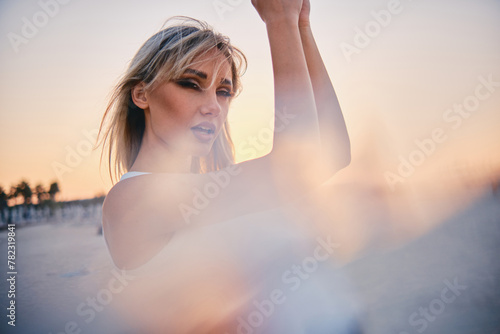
[98,0,361,332]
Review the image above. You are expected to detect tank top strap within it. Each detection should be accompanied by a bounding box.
[119,171,152,182]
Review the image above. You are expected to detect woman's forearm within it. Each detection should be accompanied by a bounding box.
[265,17,323,168]
[299,24,351,172]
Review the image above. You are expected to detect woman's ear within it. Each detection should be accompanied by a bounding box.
[131,82,148,109]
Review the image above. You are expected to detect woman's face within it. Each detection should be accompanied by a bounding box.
[135,51,234,158]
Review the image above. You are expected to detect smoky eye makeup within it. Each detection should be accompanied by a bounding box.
[219,87,234,97]
[176,78,233,98]
[175,79,200,89]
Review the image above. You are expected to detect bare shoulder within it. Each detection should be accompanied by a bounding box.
[102,175,178,270]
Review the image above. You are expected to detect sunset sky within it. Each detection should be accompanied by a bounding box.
[0,0,499,200]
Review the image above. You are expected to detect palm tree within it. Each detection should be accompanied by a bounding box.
[16,180,33,205]
[48,182,60,202]
[34,184,49,204]
[0,186,7,223]
[8,186,17,205]
[0,186,7,205]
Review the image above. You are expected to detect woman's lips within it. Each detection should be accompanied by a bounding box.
[191,122,216,143]
[191,127,214,143]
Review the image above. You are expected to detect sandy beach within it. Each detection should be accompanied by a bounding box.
[0,216,130,333]
[0,184,499,334]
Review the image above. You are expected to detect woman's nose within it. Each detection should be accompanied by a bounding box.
[199,92,222,117]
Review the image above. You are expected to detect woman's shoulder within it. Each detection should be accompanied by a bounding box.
[102,171,168,237]
[105,170,174,200]
[102,169,201,229]
[102,171,179,270]
[103,171,153,204]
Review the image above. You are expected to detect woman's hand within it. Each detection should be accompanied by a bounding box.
[298,0,311,28]
[251,0,303,25]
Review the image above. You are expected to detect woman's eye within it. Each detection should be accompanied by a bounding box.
[218,90,233,98]
[177,80,199,90]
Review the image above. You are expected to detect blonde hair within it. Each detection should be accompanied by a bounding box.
[97,16,247,183]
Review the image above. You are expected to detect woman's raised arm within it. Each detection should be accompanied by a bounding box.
[251,0,328,184]
[298,0,351,173]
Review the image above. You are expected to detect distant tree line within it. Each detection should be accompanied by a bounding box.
[0,180,60,207]
[0,180,60,224]
[0,180,105,227]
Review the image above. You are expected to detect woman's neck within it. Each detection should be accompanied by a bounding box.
[130,131,192,174]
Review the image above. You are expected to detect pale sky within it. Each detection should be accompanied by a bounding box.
[1,0,499,200]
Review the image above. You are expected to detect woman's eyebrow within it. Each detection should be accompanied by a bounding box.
[184,68,232,87]
[220,78,232,87]
[184,68,207,79]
